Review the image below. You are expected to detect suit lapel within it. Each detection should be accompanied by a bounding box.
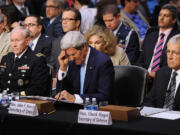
[83,48,95,93]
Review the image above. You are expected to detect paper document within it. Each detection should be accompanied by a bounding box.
[149,111,180,120]
[140,106,180,120]
[140,106,167,116]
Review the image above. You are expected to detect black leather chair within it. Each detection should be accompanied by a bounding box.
[110,65,148,107]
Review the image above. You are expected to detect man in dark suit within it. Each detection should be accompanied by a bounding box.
[55,31,114,103]
[49,8,81,78]
[24,15,52,64]
[137,4,180,78]
[43,0,64,38]
[102,4,140,64]
[144,34,180,111]
[0,26,50,96]
[4,0,34,27]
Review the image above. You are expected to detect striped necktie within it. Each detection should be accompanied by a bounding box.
[163,71,178,110]
[151,33,165,72]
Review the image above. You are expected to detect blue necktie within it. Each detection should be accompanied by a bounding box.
[80,63,85,94]
[29,42,34,50]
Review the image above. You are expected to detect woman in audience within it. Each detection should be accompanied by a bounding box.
[85,25,130,66]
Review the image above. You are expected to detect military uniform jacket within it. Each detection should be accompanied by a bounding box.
[0,48,50,96]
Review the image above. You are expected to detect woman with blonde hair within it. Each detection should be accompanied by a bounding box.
[85,25,130,66]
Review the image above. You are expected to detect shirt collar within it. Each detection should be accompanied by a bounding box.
[113,22,122,35]
[159,28,172,37]
[15,48,28,59]
[84,46,90,65]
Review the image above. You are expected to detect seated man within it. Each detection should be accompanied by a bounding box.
[0,26,50,96]
[143,34,180,111]
[55,31,114,103]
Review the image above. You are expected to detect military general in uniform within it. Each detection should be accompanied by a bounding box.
[0,26,50,96]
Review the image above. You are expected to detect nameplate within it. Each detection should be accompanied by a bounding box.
[78,109,112,125]
[8,101,39,116]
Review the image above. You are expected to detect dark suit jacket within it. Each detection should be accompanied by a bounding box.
[56,47,115,101]
[5,3,35,26]
[49,36,62,77]
[43,16,65,38]
[116,22,140,64]
[0,48,50,96]
[137,26,180,69]
[144,66,180,111]
[33,34,52,64]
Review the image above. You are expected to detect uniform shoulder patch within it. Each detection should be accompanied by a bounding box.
[36,53,45,57]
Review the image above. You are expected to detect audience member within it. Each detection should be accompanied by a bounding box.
[73,0,97,34]
[102,4,140,63]
[24,15,52,63]
[85,25,130,66]
[0,26,50,96]
[49,8,81,89]
[0,13,12,61]
[144,34,180,111]
[43,0,65,38]
[120,0,150,40]
[55,31,114,103]
[137,4,180,79]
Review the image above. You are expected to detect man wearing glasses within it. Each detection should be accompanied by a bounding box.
[50,8,81,91]
[144,34,180,111]
[24,15,52,64]
[44,0,65,38]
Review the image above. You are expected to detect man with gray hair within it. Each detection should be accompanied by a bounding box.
[55,31,114,103]
[44,0,65,38]
[0,26,50,96]
[144,34,180,111]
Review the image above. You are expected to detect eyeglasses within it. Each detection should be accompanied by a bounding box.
[45,5,58,9]
[24,23,38,28]
[62,18,77,22]
[103,18,115,23]
[166,50,180,57]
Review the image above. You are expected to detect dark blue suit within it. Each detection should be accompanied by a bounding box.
[43,16,65,38]
[144,66,180,111]
[116,22,140,64]
[56,47,114,101]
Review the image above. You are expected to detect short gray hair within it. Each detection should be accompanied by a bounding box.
[167,34,180,46]
[11,26,30,38]
[47,0,65,9]
[60,31,86,50]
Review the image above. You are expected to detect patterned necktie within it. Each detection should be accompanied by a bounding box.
[163,71,178,110]
[151,33,165,72]
[80,63,85,94]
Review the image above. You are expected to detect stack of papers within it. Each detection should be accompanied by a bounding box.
[140,106,180,120]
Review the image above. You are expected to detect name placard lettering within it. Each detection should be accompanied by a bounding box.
[78,109,112,125]
[8,101,39,116]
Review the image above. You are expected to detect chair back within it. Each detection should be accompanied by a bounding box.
[111,65,148,107]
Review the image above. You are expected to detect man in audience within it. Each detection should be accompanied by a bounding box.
[55,31,114,103]
[138,4,180,79]
[102,4,140,63]
[73,0,97,34]
[144,34,180,111]
[44,0,65,38]
[120,0,150,40]
[24,15,52,64]
[0,26,50,96]
[49,8,81,89]
[5,0,34,28]
[0,13,12,62]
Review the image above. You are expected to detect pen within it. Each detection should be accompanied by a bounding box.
[48,109,56,115]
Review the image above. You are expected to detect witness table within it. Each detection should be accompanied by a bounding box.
[0,102,180,135]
